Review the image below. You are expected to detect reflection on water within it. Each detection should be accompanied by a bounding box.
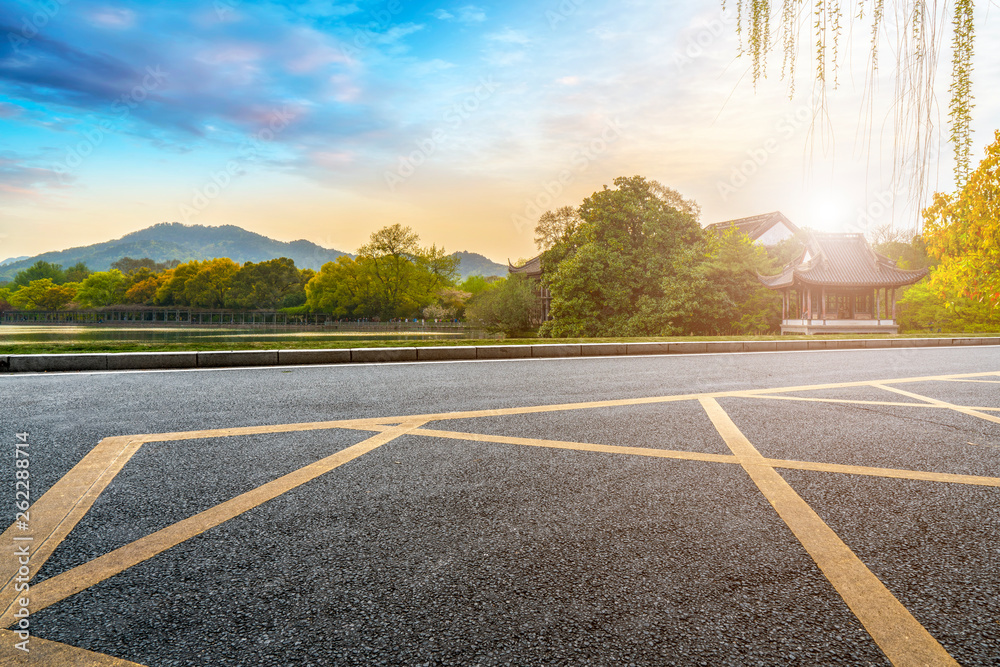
[0,325,482,345]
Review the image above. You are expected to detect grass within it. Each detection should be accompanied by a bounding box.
[1,332,996,355]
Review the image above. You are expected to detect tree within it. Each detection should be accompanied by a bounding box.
[229,258,304,309]
[64,262,91,283]
[728,1,976,188]
[13,261,65,286]
[124,277,161,304]
[534,206,582,251]
[357,224,421,318]
[9,279,77,310]
[111,257,178,274]
[155,261,204,305]
[922,129,1000,308]
[465,276,537,336]
[183,258,240,308]
[75,270,128,307]
[306,256,380,318]
[540,176,705,337]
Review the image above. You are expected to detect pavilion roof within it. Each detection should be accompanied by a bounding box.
[705,211,799,242]
[508,254,542,277]
[758,233,928,289]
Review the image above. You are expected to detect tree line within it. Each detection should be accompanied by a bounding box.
[0,225,503,321]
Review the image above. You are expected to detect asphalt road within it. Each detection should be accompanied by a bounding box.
[1,346,999,666]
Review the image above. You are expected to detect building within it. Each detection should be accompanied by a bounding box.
[507,255,552,323]
[705,211,800,246]
[758,232,928,334]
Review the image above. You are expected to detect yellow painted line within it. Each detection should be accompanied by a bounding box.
[0,436,142,621]
[131,418,388,443]
[938,378,1000,384]
[699,397,958,667]
[409,428,1000,489]
[874,384,1000,426]
[409,427,739,465]
[5,422,424,626]
[730,394,942,408]
[0,628,147,666]
[765,459,1000,487]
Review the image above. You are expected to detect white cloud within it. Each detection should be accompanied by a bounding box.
[457,5,487,23]
[432,9,454,20]
[488,28,530,45]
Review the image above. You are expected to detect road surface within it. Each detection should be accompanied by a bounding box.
[1,346,999,666]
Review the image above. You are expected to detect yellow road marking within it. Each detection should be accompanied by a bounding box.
[411,427,739,464]
[412,428,1000,488]
[874,384,1000,425]
[730,394,944,408]
[938,378,1000,384]
[699,397,958,667]
[0,436,142,620]
[0,628,147,666]
[764,458,1000,487]
[3,422,424,626]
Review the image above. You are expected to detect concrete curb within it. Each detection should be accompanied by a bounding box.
[2,337,999,373]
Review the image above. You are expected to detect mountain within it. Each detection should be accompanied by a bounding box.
[452,251,507,280]
[0,223,349,281]
[0,223,508,282]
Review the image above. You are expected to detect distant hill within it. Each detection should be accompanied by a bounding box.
[452,251,507,279]
[0,223,507,282]
[0,223,349,281]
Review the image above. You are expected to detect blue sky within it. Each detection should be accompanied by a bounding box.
[2,0,999,262]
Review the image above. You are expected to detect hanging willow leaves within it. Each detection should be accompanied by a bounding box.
[726,0,976,188]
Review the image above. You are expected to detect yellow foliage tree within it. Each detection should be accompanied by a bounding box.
[923,129,1000,308]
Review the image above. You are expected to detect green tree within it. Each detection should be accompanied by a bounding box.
[306,256,380,318]
[75,270,129,307]
[465,275,537,335]
[183,258,240,308]
[64,262,91,283]
[155,261,204,305]
[14,261,65,286]
[923,129,1000,308]
[9,279,77,310]
[534,206,582,251]
[229,258,304,309]
[357,224,422,318]
[540,176,705,337]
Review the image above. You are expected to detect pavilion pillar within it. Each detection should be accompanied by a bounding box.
[821,287,827,320]
[806,289,812,321]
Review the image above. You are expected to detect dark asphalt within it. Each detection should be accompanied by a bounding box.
[2,346,999,666]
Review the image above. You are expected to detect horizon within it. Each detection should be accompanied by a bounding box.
[2,1,999,261]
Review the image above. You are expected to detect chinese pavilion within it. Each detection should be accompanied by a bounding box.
[758,232,928,334]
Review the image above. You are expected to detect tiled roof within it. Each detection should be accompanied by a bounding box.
[508,254,542,276]
[705,211,799,241]
[758,233,928,289]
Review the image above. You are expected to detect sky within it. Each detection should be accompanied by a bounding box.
[1,0,999,263]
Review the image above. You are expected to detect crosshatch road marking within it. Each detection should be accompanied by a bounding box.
[700,397,959,667]
[7,421,426,627]
[3,370,999,666]
[0,436,142,621]
[0,628,146,666]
